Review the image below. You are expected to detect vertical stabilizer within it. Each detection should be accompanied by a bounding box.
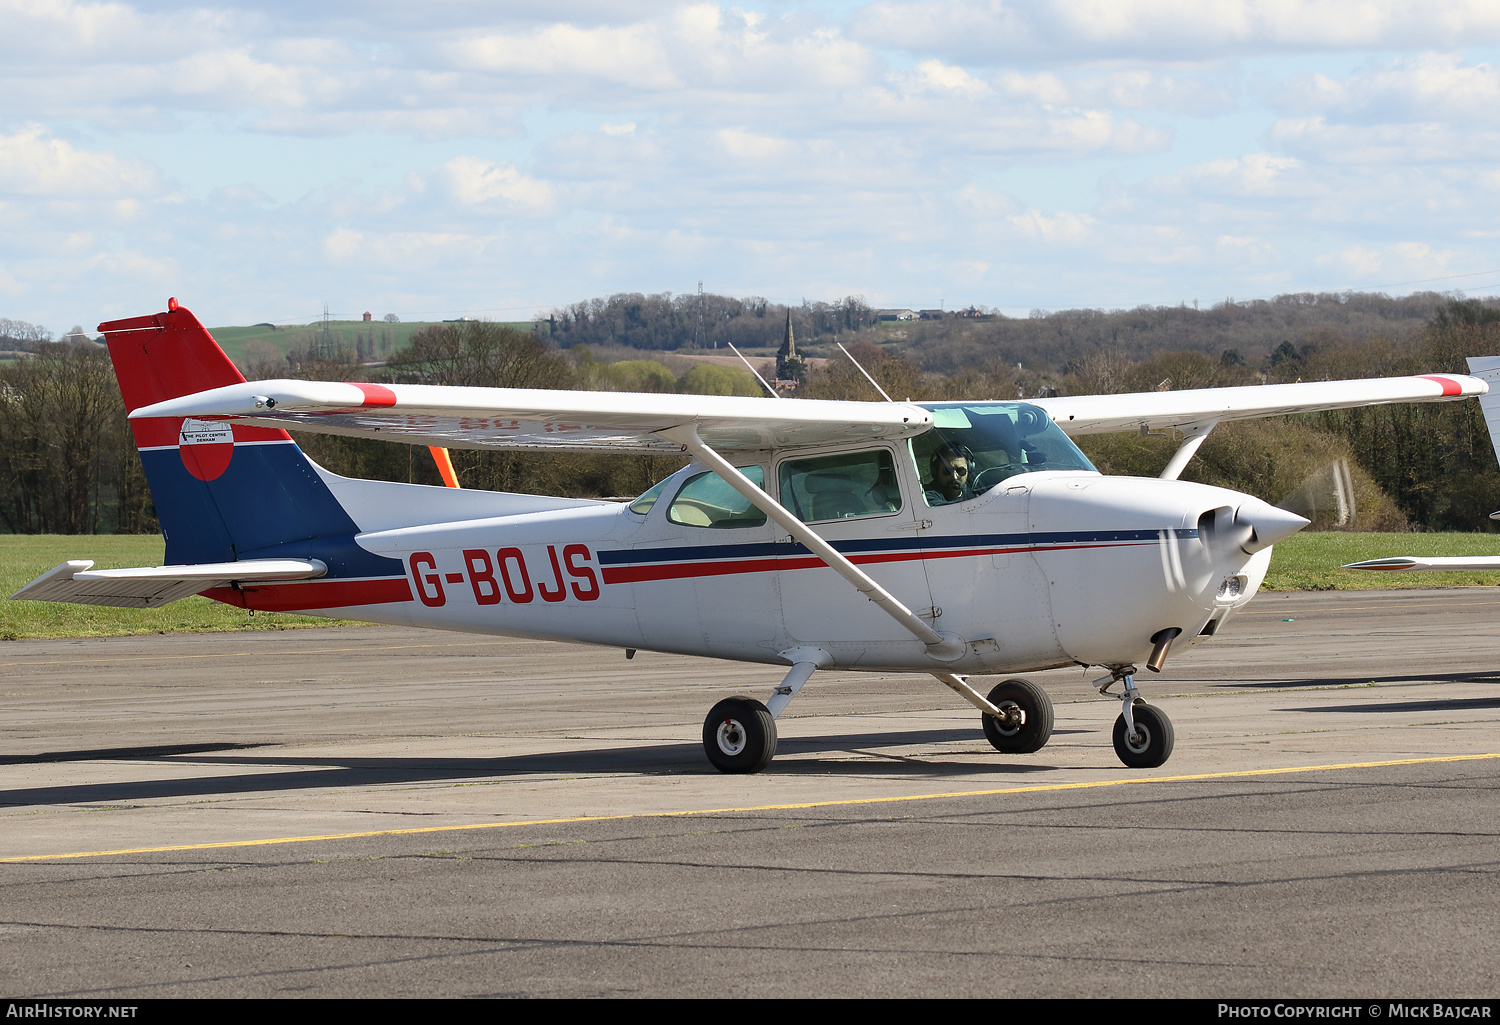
[100,301,401,589]
[1466,356,1500,492]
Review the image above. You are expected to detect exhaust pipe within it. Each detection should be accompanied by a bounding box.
[1146,627,1182,673]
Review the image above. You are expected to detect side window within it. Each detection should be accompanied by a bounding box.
[777,450,902,523]
[629,476,674,515]
[667,465,768,529]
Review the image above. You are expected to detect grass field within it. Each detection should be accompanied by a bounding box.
[3,531,1498,640]
[208,320,534,367]
[1261,531,1500,590]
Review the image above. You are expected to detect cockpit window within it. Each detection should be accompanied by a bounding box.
[913,402,1095,505]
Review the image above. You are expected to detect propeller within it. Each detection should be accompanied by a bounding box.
[1276,457,1355,528]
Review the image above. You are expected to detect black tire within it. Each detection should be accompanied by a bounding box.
[981,678,1054,754]
[703,696,777,774]
[1112,702,1175,768]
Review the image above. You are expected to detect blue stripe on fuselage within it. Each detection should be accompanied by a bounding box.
[599,528,1195,566]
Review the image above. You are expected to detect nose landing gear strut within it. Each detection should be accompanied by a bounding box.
[1095,666,1175,768]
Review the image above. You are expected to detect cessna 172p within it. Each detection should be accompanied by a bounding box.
[12,301,1489,771]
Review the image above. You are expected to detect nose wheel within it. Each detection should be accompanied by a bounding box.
[1097,667,1175,768]
[1112,701,1174,768]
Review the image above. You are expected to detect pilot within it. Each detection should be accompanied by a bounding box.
[925,446,974,506]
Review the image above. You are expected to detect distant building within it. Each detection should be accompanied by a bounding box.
[775,310,805,393]
[918,309,945,320]
[363,311,372,322]
[876,309,917,321]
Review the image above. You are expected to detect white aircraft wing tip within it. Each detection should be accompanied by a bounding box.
[1343,556,1500,572]
[1341,558,1420,571]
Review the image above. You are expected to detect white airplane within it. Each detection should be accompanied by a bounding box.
[12,301,1489,771]
[1343,354,1500,574]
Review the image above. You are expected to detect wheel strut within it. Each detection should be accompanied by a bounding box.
[1096,664,1174,768]
[1095,665,1143,740]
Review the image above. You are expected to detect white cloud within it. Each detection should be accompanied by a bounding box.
[324,227,499,270]
[1155,153,1304,196]
[1318,241,1454,281]
[4,3,1500,330]
[854,0,1500,61]
[0,128,163,198]
[1008,208,1095,243]
[1275,53,1500,133]
[910,60,988,96]
[440,156,555,214]
[715,128,795,163]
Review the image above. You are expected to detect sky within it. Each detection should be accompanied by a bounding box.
[4,0,1500,334]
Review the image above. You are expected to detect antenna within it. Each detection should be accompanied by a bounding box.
[727,342,780,398]
[837,342,893,402]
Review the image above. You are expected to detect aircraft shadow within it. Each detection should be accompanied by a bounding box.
[1212,671,1500,690]
[0,743,258,767]
[1283,694,1500,714]
[0,729,1059,806]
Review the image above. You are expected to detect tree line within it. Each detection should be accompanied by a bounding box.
[538,292,878,351]
[1,297,1497,534]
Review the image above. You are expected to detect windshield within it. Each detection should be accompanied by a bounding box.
[913,402,1095,503]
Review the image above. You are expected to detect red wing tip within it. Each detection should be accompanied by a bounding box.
[352,383,398,408]
[1415,373,1483,397]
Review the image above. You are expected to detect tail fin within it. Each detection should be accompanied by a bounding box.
[102,300,399,583]
[1466,356,1500,486]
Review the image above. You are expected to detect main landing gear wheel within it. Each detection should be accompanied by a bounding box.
[1112,702,1175,768]
[703,696,777,774]
[981,678,1055,754]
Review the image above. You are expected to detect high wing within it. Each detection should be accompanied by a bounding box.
[1029,373,1484,481]
[130,373,1484,457]
[129,380,935,454]
[1030,374,1484,435]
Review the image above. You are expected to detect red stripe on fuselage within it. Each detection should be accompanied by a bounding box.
[202,576,413,611]
[600,541,1148,584]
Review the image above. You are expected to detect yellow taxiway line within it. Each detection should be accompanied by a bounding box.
[3,752,1496,863]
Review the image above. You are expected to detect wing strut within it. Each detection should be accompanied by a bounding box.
[1159,420,1217,481]
[661,426,967,663]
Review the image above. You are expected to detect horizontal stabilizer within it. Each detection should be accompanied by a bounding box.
[1342,556,1500,572]
[11,559,327,609]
